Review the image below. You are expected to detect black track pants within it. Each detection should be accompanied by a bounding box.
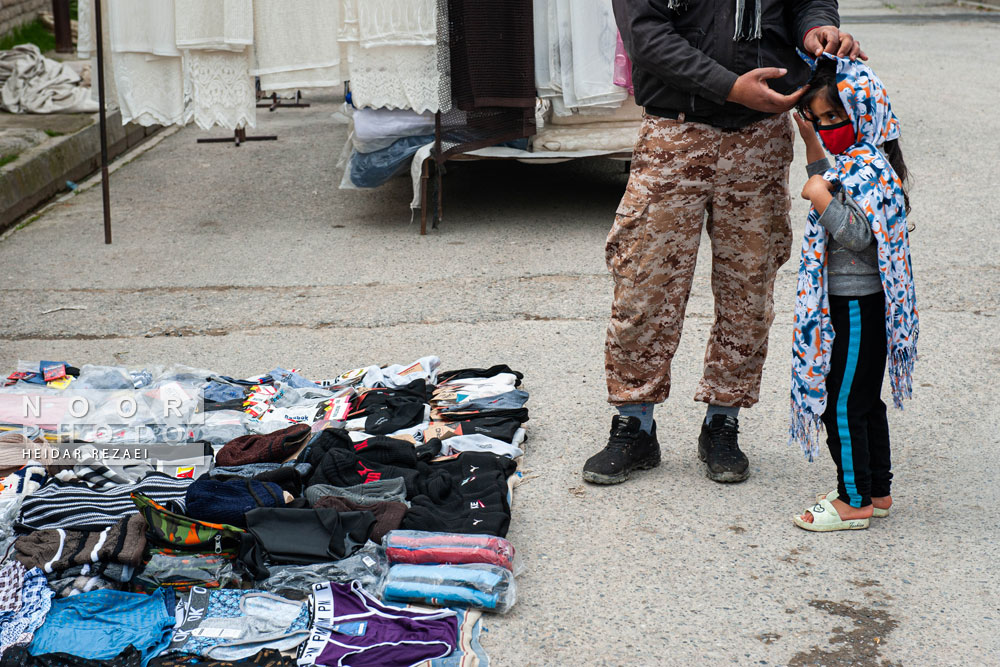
[821,292,892,509]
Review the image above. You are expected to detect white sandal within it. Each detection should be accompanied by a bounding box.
[816,490,890,518]
[794,497,870,532]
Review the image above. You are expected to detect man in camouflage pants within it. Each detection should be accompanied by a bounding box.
[583,0,866,485]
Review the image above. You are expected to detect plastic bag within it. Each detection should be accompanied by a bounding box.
[384,530,522,575]
[133,551,236,593]
[262,544,389,599]
[380,563,516,613]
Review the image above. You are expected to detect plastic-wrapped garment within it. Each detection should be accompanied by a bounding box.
[265,368,321,391]
[166,588,309,661]
[203,381,246,404]
[442,389,529,412]
[384,531,520,573]
[260,544,389,599]
[133,552,237,593]
[352,107,437,153]
[361,356,440,390]
[349,134,435,188]
[381,563,516,613]
[194,411,248,447]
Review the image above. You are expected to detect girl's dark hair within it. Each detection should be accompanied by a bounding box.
[798,59,911,215]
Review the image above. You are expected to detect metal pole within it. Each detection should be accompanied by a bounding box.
[52,0,72,53]
[93,0,112,244]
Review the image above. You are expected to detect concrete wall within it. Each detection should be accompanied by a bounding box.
[0,0,47,38]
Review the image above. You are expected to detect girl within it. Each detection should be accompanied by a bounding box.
[789,54,918,532]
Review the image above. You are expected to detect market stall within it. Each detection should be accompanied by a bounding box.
[79,0,640,238]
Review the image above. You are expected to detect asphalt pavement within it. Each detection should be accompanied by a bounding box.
[1,11,997,667]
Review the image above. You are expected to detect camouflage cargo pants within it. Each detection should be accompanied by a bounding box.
[605,112,793,407]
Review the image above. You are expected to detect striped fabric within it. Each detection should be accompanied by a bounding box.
[17,472,192,531]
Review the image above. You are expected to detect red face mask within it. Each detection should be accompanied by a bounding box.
[815,119,856,155]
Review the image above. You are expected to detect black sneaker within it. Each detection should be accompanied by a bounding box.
[582,415,661,485]
[698,414,749,483]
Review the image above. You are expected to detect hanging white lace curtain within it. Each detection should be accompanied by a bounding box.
[348,0,449,113]
[358,0,437,48]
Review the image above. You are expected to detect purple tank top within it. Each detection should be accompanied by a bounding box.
[297,581,458,667]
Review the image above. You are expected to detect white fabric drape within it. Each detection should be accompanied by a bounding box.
[535,0,626,116]
[108,0,180,57]
[252,0,344,94]
[357,0,436,48]
[108,0,185,126]
[77,0,119,109]
[175,0,253,52]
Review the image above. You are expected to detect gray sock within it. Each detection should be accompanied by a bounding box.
[617,403,654,434]
[705,405,740,425]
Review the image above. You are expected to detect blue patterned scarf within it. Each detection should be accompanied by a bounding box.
[790,54,919,460]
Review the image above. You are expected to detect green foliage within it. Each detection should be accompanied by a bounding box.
[0,154,19,168]
[0,19,57,52]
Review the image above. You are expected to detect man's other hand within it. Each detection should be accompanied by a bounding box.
[726,68,808,113]
[804,26,868,60]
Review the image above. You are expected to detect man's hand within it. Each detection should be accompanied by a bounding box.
[804,26,867,60]
[726,68,808,113]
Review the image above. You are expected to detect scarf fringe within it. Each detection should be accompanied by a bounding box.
[888,340,918,409]
[788,399,825,462]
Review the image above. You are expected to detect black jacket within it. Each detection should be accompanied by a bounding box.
[613,0,839,128]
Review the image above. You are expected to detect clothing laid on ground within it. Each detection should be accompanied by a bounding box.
[245,507,375,564]
[14,513,147,575]
[298,581,458,667]
[822,293,892,509]
[381,564,515,612]
[17,473,193,531]
[1,645,144,667]
[166,588,309,660]
[0,356,526,666]
[150,649,294,667]
[311,496,407,543]
[605,112,793,407]
[437,366,523,386]
[385,531,517,571]
[27,588,174,667]
[184,478,288,529]
[260,544,389,600]
[0,565,52,658]
[215,424,312,468]
[304,478,409,506]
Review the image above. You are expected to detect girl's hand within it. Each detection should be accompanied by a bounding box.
[793,111,821,146]
[800,174,834,202]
